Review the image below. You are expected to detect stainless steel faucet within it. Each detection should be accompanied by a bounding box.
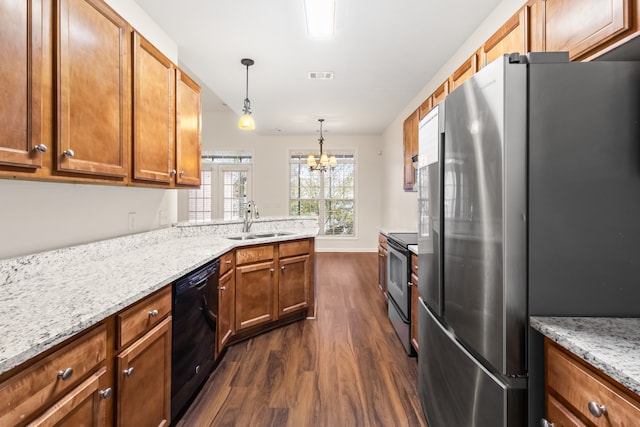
[242,200,259,232]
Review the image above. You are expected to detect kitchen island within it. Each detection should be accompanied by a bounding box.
[0,216,318,376]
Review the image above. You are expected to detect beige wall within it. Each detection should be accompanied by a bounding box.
[380,0,524,231]
[188,109,384,252]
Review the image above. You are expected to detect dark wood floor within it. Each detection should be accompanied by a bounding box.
[176,252,428,427]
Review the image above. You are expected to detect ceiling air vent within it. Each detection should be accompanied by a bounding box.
[308,71,334,80]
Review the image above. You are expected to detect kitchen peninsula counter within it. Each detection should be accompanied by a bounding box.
[530,316,640,396]
[0,217,318,376]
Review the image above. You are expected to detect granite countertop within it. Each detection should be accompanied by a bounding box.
[0,217,318,376]
[530,316,640,395]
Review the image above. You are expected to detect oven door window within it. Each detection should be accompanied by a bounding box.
[387,245,409,317]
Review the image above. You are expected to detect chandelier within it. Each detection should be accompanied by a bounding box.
[307,118,336,172]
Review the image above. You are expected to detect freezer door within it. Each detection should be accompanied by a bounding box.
[418,300,525,427]
[443,55,527,376]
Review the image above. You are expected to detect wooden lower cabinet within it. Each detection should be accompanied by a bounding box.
[543,338,640,426]
[116,316,172,427]
[28,367,109,427]
[235,259,277,331]
[278,254,310,316]
[410,253,419,353]
[0,325,108,426]
[378,234,388,300]
[217,268,235,356]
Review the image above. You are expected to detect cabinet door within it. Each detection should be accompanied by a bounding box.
[56,0,130,177]
[482,7,528,66]
[403,110,418,191]
[378,245,387,299]
[544,0,631,60]
[217,269,235,356]
[235,261,276,331]
[116,317,171,427]
[431,80,449,105]
[133,33,175,184]
[28,367,109,427]
[449,54,478,92]
[278,254,310,316]
[175,69,201,186]
[0,0,45,168]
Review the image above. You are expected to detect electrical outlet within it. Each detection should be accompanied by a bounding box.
[159,210,169,226]
[128,212,136,231]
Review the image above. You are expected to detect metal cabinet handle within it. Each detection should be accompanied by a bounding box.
[170,169,177,176]
[149,309,159,317]
[218,286,226,291]
[225,260,232,265]
[540,419,555,427]
[57,367,73,381]
[588,401,607,418]
[62,149,75,157]
[281,266,285,271]
[123,367,134,377]
[179,170,185,177]
[99,388,113,399]
[270,268,275,273]
[33,144,48,153]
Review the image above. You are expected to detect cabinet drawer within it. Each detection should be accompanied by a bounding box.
[236,244,274,266]
[546,340,640,426]
[279,239,310,258]
[220,251,234,276]
[0,324,107,426]
[117,286,171,349]
[546,394,586,427]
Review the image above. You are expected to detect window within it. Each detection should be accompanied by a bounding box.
[290,150,355,236]
[187,152,252,222]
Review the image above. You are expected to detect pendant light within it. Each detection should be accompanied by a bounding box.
[238,58,255,130]
[307,119,337,172]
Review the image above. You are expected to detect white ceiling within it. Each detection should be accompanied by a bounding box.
[133,0,502,136]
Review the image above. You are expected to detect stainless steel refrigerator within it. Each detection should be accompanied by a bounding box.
[417,52,640,427]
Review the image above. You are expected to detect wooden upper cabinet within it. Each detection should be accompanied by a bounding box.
[175,69,202,186]
[418,96,432,121]
[449,53,478,92]
[132,33,175,184]
[402,110,419,191]
[482,7,528,66]
[543,0,632,60]
[0,0,45,168]
[431,80,449,105]
[56,0,130,178]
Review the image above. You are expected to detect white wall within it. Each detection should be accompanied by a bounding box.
[380,0,525,230]
[190,109,383,252]
[0,0,179,260]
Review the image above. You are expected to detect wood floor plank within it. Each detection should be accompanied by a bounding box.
[177,252,428,427]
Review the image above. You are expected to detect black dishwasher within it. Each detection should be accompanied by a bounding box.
[171,259,220,421]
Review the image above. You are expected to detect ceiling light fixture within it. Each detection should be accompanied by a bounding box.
[238,58,255,130]
[304,0,336,39]
[307,118,336,172]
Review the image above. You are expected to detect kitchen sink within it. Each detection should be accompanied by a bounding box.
[225,231,293,240]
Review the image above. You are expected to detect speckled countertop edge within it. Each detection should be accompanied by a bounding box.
[530,316,640,395]
[0,217,318,376]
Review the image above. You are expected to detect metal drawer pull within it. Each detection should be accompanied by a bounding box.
[281,266,286,271]
[540,419,554,427]
[62,149,74,157]
[225,260,232,265]
[149,309,159,317]
[218,286,226,291]
[123,367,134,377]
[170,169,177,176]
[99,388,113,399]
[33,144,48,153]
[588,401,607,418]
[57,367,73,381]
[270,268,275,272]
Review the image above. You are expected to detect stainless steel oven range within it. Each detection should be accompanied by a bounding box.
[386,232,417,356]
